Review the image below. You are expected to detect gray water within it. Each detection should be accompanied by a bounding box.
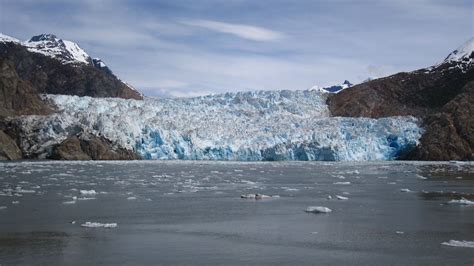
[0,161,473,265]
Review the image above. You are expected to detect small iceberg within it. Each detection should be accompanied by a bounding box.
[241,193,273,200]
[441,240,474,248]
[80,190,97,195]
[336,195,349,200]
[81,222,118,228]
[334,182,351,185]
[400,188,411,192]
[305,206,332,213]
[448,198,474,205]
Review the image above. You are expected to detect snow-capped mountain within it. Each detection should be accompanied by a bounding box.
[443,37,474,63]
[0,33,142,100]
[428,37,474,72]
[309,80,353,94]
[0,33,20,44]
[17,90,422,161]
[1,33,116,72]
[24,34,91,65]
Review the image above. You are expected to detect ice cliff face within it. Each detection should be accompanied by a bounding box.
[18,90,422,161]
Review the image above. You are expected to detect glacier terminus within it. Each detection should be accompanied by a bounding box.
[17,90,423,161]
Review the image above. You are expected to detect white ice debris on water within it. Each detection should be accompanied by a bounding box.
[241,193,273,200]
[18,92,423,161]
[0,206,7,210]
[80,190,97,195]
[305,206,332,213]
[334,182,351,185]
[448,198,474,205]
[441,240,474,248]
[127,196,137,200]
[81,222,118,228]
[400,188,411,192]
[336,195,349,200]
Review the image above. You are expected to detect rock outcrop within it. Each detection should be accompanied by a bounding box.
[50,133,141,160]
[0,41,142,100]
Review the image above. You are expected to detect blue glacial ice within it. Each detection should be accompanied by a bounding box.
[18,90,423,161]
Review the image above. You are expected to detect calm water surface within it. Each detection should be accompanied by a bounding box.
[0,161,473,265]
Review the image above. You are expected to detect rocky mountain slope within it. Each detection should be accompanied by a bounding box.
[327,38,474,160]
[0,33,143,160]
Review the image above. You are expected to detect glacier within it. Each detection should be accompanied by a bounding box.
[17,90,423,161]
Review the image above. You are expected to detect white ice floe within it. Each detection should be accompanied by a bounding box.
[77,197,96,201]
[441,240,474,248]
[400,188,411,192]
[80,190,97,195]
[334,182,351,185]
[12,201,20,204]
[305,206,332,213]
[127,196,137,200]
[81,222,118,228]
[0,206,7,210]
[241,193,272,200]
[336,195,349,200]
[448,198,474,205]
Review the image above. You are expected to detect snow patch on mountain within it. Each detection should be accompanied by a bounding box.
[24,34,91,65]
[17,90,422,161]
[444,37,474,62]
[428,37,474,72]
[0,33,20,44]
[309,80,353,94]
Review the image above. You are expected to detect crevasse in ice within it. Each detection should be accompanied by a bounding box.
[19,90,423,161]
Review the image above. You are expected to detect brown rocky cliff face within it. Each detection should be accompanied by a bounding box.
[327,63,474,160]
[0,59,51,117]
[0,42,142,100]
[50,134,141,160]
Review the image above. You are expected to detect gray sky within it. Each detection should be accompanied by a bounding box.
[1,0,472,96]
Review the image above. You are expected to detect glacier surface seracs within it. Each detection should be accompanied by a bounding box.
[18,90,422,161]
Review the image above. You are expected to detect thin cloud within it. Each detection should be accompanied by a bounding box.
[180,19,285,41]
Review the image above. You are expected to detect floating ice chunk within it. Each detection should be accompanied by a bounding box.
[416,174,427,180]
[396,231,404,235]
[62,200,76,204]
[400,188,411,192]
[241,193,272,200]
[77,197,96,201]
[12,201,20,204]
[448,198,474,205]
[16,189,35,193]
[327,195,333,200]
[81,222,118,228]
[346,170,360,174]
[127,196,137,200]
[71,221,76,224]
[334,182,351,185]
[305,206,332,213]
[80,190,97,195]
[441,240,474,248]
[336,195,349,200]
[0,206,7,210]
